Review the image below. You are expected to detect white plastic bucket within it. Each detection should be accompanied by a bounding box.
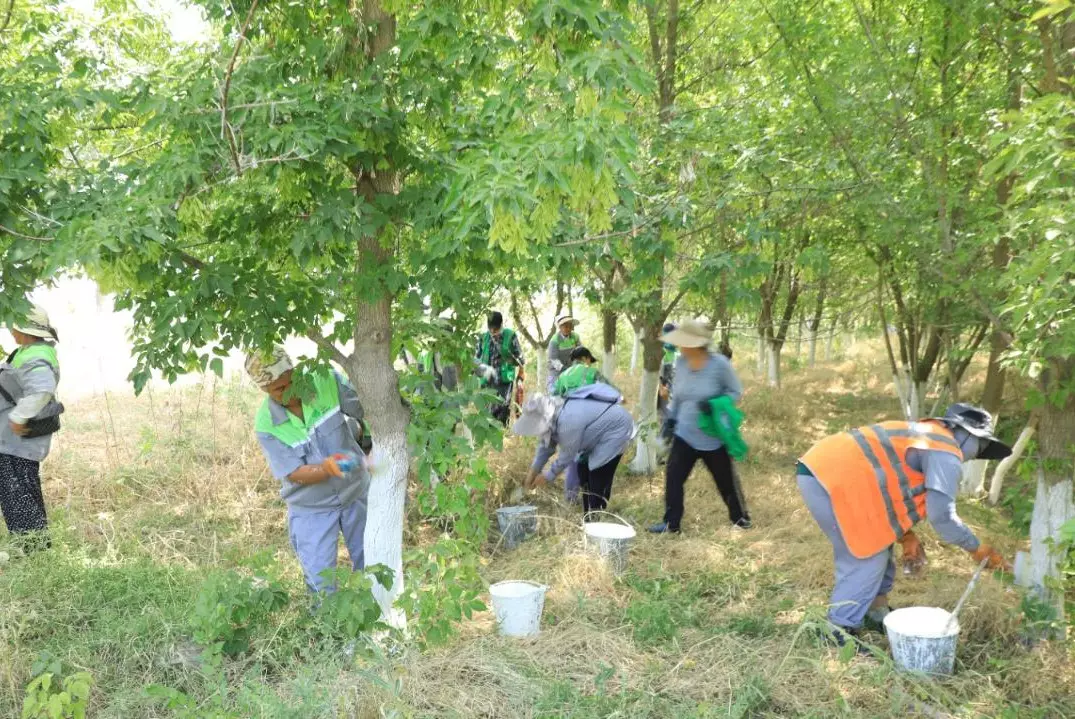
[883,606,960,675]
[489,580,547,637]
[496,505,537,548]
[583,521,636,575]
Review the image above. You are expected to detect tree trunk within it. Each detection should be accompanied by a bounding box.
[960,461,988,496]
[794,316,803,359]
[601,308,618,379]
[630,327,642,374]
[756,333,766,375]
[766,343,781,388]
[989,422,1036,505]
[629,321,664,475]
[1020,359,1075,637]
[807,279,826,367]
[824,316,836,361]
[535,349,547,394]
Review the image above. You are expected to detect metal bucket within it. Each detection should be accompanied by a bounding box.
[583,521,636,575]
[490,580,547,637]
[884,606,960,676]
[496,505,537,549]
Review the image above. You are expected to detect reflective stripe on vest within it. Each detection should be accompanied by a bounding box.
[555,364,598,395]
[255,369,341,448]
[801,420,963,559]
[553,333,579,350]
[12,344,58,371]
[662,348,676,365]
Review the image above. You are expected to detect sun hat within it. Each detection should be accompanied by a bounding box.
[931,403,1012,461]
[245,345,294,388]
[660,319,713,349]
[554,313,577,329]
[13,304,59,342]
[512,394,561,437]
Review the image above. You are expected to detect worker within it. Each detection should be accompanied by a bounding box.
[516,384,635,521]
[553,346,615,396]
[475,311,525,425]
[0,305,63,552]
[648,319,750,534]
[546,314,581,392]
[796,403,1013,645]
[247,346,371,595]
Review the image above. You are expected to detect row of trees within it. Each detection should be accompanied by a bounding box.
[2,0,1072,632]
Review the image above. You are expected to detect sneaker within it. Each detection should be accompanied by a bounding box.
[819,625,871,655]
[732,518,753,530]
[647,522,680,534]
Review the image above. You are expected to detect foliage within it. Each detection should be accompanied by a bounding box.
[315,565,395,641]
[21,654,92,719]
[397,539,487,647]
[191,568,289,657]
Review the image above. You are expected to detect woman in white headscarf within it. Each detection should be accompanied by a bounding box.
[0,305,63,550]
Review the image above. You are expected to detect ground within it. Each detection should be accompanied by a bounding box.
[1,343,1072,718]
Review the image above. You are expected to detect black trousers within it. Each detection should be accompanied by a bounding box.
[0,453,49,550]
[490,382,513,426]
[663,437,749,530]
[578,454,623,520]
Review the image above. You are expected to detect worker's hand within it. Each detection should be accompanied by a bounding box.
[696,399,713,417]
[658,384,670,401]
[899,531,927,577]
[971,544,1012,572]
[9,421,28,437]
[321,456,346,479]
[531,473,547,490]
[523,467,538,489]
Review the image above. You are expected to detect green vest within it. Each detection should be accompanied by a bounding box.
[12,343,58,371]
[480,329,517,384]
[554,363,599,396]
[662,347,676,365]
[552,332,580,351]
[697,395,748,461]
[255,368,341,447]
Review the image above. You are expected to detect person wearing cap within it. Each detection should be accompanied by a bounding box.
[546,314,581,393]
[796,403,1013,643]
[648,319,749,534]
[0,305,62,550]
[247,346,371,594]
[553,346,615,397]
[475,311,525,425]
[517,384,635,520]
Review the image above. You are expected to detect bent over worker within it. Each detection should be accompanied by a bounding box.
[516,383,635,521]
[797,403,1012,641]
[247,347,371,595]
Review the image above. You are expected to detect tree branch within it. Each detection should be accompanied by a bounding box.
[0,0,14,37]
[307,330,349,368]
[0,224,51,242]
[221,0,260,176]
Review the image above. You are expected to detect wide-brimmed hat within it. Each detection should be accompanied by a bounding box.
[932,403,1012,461]
[245,345,294,388]
[554,313,577,329]
[570,346,596,363]
[12,304,58,342]
[512,394,560,437]
[660,319,713,348]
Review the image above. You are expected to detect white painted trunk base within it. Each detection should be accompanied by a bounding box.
[630,332,641,374]
[629,369,660,475]
[602,349,616,380]
[766,345,781,388]
[363,430,409,629]
[756,336,766,375]
[808,329,818,367]
[960,461,988,496]
[1018,471,1074,638]
[534,351,547,394]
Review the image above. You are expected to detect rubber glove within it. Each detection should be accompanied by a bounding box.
[970,544,1012,572]
[899,531,927,577]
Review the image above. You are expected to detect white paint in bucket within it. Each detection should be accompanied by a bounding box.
[489,580,547,637]
[883,606,960,675]
[584,521,636,575]
[496,505,537,549]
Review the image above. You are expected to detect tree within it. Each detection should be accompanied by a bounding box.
[28,0,645,627]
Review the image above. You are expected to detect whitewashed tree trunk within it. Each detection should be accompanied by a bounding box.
[794,322,803,358]
[362,430,408,628]
[766,344,781,388]
[825,322,836,361]
[628,368,660,474]
[756,335,766,375]
[534,350,546,394]
[1019,467,1074,637]
[808,326,819,367]
[960,461,988,496]
[630,330,641,374]
[602,349,616,379]
[988,424,1035,505]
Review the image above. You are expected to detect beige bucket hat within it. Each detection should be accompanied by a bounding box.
[554,313,577,329]
[660,319,713,348]
[13,304,58,342]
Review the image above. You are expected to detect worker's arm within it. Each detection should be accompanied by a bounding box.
[544,426,582,481]
[922,451,980,551]
[334,372,365,423]
[8,363,58,435]
[716,355,743,402]
[257,433,343,485]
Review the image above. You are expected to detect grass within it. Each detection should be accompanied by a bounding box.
[1,343,1073,717]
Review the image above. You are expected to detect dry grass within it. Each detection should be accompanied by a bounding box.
[1,343,1072,717]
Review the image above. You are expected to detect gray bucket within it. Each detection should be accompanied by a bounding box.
[583,521,636,575]
[496,505,537,548]
[883,606,960,675]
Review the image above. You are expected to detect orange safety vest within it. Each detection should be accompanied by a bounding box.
[800,420,963,559]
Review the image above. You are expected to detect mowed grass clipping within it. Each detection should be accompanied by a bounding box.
[1,344,1073,718]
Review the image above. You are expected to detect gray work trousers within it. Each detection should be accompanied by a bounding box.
[798,473,895,629]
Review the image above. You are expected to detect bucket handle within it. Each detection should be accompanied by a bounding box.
[579,509,635,532]
[489,579,548,593]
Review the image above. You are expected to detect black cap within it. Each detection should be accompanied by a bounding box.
[934,403,1012,461]
[662,322,676,334]
[570,346,596,363]
[487,311,503,330]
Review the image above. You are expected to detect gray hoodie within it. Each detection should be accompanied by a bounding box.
[532,383,635,480]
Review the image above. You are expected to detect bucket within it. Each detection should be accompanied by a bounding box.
[496,505,537,548]
[883,606,960,675]
[489,580,547,637]
[583,521,636,575]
